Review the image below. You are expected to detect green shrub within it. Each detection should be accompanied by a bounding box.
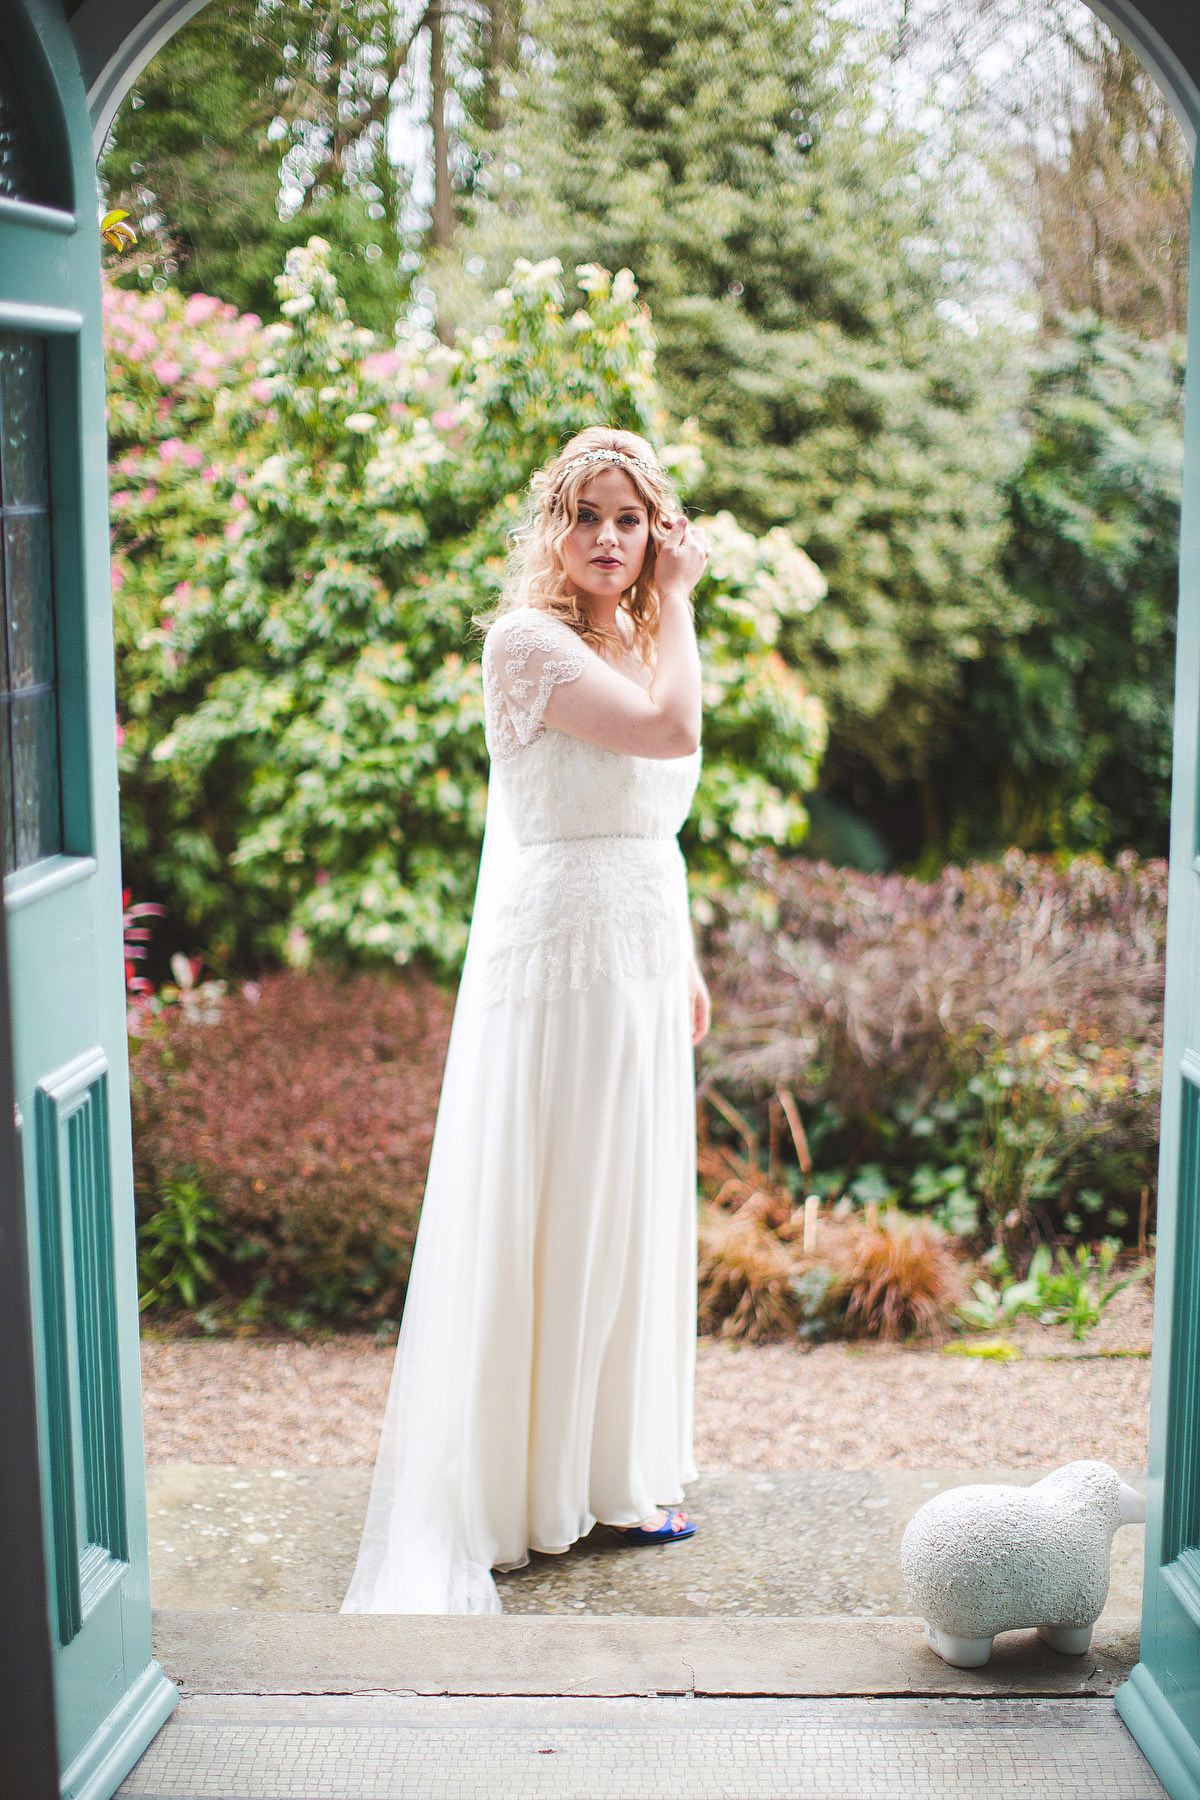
[137,1175,230,1313]
[939,316,1184,861]
[961,1240,1138,1340]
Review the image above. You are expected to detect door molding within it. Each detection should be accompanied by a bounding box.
[0,888,57,1800]
[20,3,1200,1798]
[69,0,213,153]
[1088,2,1199,146]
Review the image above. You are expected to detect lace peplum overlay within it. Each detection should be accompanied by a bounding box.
[481,607,702,1006]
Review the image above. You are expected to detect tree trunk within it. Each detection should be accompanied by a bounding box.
[429,1,452,250]
[485,0,514,131]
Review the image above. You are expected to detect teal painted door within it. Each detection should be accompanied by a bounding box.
[1117,169,1200,1799]
[0,5,175,1797]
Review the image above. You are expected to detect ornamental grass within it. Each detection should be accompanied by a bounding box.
[696,1203,799,1342]
[831,1213,966,1343]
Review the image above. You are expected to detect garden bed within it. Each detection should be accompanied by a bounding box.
[130,849,1165,1342]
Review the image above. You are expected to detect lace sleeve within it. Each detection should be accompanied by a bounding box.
[483,608,590,761]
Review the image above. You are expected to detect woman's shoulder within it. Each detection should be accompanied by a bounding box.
[484,606,590,663]
[487,603,578,634]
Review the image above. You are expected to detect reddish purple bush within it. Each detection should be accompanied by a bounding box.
[130,966,454,1324]
[699,849,1166,1246]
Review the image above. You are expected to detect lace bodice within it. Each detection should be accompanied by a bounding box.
[480,607,702,1006]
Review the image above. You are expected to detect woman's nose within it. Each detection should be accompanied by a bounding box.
[596,517,617,544]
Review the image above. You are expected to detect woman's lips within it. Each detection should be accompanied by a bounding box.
[591,557,621,568]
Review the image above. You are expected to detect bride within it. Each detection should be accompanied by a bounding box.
[341,425,711,1615]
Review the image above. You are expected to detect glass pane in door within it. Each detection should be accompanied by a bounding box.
[0,39,36,202]
[0,331,61,871]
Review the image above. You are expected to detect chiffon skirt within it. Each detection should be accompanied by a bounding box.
[340,961,699,1615]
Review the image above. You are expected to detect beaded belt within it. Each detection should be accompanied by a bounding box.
[518,832,676,847]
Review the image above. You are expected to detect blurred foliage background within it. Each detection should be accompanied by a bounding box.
[108,251,827,973]
[102,0,1187,1322]
[103,0,1189,880]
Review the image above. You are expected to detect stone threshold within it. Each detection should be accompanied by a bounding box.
[154,1609,1140,1701]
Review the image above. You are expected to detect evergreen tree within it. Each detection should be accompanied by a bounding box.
[451,0,1021,799]
[935,315,1184,860]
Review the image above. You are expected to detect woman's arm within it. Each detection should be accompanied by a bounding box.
[687,955,711,1045]
[538,518,707,760]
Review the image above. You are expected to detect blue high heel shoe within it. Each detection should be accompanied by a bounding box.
[611,1508,696,1545]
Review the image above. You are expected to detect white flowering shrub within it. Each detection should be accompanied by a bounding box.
[110,242,828,973]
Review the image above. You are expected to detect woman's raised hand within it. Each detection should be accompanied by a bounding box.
[656,516,710,598]
[531,513,706,759]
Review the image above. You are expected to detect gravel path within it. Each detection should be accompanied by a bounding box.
[141,1281,1153,1471]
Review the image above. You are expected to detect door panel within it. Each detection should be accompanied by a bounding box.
[1116,168,1200,1800]
[1159,1061,1200,1626]
[36,1049,127,1648]
[1,5,175,1796]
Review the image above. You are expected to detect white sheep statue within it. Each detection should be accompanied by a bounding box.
[900,1460,1145,1669]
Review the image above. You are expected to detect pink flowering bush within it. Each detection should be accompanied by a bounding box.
[107,285,272,959]
[107,245,827,974]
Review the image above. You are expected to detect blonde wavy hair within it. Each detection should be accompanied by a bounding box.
[475,427,684,667]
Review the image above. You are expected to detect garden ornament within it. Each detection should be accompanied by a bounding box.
[900,1460,1145,1669]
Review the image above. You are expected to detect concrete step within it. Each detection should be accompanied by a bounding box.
[154,1609,1141,1700]
[145,1465,1146,1622]
[117,1692,1169,1800]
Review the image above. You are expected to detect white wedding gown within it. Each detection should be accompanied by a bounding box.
[341,606,703,1614]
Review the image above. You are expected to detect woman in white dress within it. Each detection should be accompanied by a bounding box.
[342,426,711,1615]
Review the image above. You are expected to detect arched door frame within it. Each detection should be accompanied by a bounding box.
[67,0,1200,153]
[1088,3,1198,145]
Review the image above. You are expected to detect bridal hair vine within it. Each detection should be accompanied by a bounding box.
[560,447,662,480]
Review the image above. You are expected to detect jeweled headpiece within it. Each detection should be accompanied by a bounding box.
[560,447,661,480]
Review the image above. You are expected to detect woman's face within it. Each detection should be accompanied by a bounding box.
[560,467,652,611]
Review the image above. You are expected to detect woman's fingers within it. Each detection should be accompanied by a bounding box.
[683,522,709,566]
[658,517,710,591]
